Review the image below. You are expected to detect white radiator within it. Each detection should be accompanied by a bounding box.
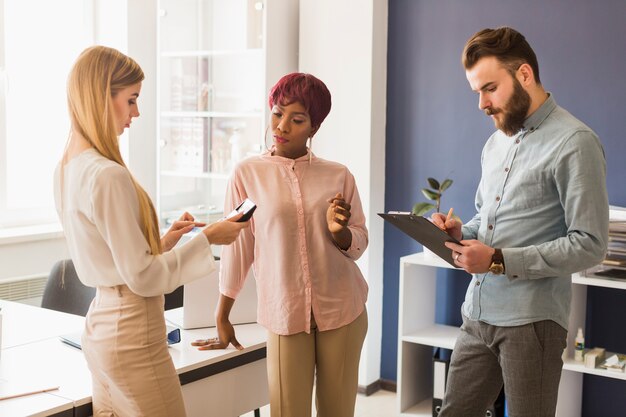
[0,275,47,306]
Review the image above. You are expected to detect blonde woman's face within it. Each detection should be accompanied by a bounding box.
[112,82,142,136]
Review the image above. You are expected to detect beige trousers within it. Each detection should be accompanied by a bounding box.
[267,308,368,417]
[82,285,186,417]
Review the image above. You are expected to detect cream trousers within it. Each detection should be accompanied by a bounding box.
[267,308,368,417]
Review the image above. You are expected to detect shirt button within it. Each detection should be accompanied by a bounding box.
[504,167,509,172]
[495,196,501,202]
[488,224,493,230]
[298,209,303,215]
[530,127,535,132]
[475,281,480,286]
[515,139,520,144]
[513,275,519,278]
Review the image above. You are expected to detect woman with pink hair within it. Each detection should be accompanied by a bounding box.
[193,73,369,417]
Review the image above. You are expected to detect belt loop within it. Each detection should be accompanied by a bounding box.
[116,285,123,297]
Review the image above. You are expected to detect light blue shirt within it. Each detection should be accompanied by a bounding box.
[461,94,609,330]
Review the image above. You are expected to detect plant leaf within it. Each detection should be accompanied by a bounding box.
[440,179,453,192]
[412,202,436,216]
[427,177,440,190]
[421,189,441,200]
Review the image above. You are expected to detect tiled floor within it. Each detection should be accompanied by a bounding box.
[241,389,399,417]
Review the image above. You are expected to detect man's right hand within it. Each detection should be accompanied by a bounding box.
[191,318,243,351]
[431,212,463,241]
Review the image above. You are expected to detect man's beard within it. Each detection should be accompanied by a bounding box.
[485,79,531,136]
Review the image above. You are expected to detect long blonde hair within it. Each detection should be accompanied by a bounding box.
[65,46,162,254]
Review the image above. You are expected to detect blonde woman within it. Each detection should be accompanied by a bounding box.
[54,46,248,416]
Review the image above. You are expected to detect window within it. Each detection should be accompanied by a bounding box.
[0,0,93,228]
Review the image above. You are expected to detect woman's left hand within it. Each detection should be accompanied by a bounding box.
[326,192,351,234]
[161,212,206,252]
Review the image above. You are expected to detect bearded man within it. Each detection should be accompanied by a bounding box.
[432,27,609,417]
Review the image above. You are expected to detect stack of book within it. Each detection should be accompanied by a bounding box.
[585,206,626,279]
[600,353,626,373]
[605,206,626,269]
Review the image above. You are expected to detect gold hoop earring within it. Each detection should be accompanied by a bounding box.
[264,126,271,152]
[308,137,313,164]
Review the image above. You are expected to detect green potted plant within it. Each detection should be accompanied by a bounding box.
[412,177,454,217]
[412,177,457,257]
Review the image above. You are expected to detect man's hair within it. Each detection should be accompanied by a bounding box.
[268,73,332,128]
[462,27,541,84]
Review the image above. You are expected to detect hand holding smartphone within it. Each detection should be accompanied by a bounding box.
[225,198,257,222]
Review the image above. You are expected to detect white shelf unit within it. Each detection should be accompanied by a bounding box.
[156,0,298,225]
[397,252,626,417]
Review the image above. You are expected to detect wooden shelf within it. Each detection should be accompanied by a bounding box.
[572,273,626,290]
[400,398,431,417]
[161,110,263,119]
[402,325,460,350]
[161,48,263,58]
[400,252,459,270]
[396,251,626,417]
[563,356,626,381]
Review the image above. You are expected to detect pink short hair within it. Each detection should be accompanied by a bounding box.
[268,73,332,128]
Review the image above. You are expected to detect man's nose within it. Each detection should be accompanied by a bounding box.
[478,93,490,111]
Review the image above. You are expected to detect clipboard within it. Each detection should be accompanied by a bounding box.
[378,212,461,266]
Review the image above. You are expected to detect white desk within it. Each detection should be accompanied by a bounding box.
[0,300,85,348]
[1,300,84,417]
[0,301,268,417]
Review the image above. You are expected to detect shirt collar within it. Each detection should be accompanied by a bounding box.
[259,147,316,164]
[523,93,557,133]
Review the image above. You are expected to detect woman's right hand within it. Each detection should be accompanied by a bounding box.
[191,318,243,351]
[202,214,248,245]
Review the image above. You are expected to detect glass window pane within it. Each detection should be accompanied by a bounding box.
[3,0,90,215]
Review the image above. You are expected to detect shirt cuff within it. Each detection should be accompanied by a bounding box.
[174,232,216,286]
[502,247,525,280]
[340,229,365,260]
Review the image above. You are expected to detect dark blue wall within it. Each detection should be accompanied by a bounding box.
[383,1,626,415]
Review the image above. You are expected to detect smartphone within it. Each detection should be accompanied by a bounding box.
[225,198,257,222]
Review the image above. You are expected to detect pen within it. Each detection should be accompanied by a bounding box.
[445,207,454,223]
[443,207,454,231]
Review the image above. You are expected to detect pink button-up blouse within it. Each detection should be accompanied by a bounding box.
[219,150,369,335]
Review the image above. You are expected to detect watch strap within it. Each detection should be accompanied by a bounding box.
[491,248,505,273]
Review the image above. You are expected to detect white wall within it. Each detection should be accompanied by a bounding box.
[127,0,158,200]
[299,0,387,388]
[0,232,68,283]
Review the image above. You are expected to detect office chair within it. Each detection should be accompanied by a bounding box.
[42,259,185,316]
[41,259,96,316]
[164,286,184,310]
